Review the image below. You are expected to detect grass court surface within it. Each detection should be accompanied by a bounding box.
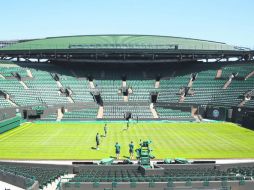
[0,122,254,160]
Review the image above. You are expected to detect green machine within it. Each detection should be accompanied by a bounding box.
[136,140,155,167]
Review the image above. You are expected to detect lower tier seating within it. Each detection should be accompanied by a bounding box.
[156,107,195,121]
[62,107,99,120]
[70,166,253,183]
[0,164,67,189]
[103,105,153,119]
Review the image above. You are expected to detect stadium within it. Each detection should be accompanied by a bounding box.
[0,34,254,190]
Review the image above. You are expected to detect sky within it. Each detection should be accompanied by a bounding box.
[1,0,253,48]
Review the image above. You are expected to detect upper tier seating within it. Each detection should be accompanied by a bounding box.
[95,79,123,102]
[127,80,155,102]
[59,75,94,102]
[0,62,253,116]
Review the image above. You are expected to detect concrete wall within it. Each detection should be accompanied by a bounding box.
[61,180,254,190]
[0,169,39,190]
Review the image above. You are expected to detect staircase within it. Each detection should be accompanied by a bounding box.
[44,174,76,190]
[150,103,159,118]
[56,109,63,121]
[26,69,33,78]
[89,81,95,88]
[216,69,222,78]
[222,79,232,89]
[178,95,185,103]
[0,73,5,79]
[193,115,202,122]
[245,70,254,80]
[122,81,127,87]
[191,107,202,122]
[67,97,74,103]
[155,81,160,88]
[19,81,28,89]
[7,99,18,107]
[238,100,247,107]
[97,106,104,118]
[238,96,251,107]
[4,93,18,106]
[123,96,128,102]
[187,79,193,87]
[56,81,63,88]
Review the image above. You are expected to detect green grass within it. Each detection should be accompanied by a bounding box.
[0,122,254,160]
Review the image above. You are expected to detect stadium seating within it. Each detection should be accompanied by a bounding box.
[95,79,123,102]
[70,166,253,183]
[156,107,195,121]
[127,80,155,102]
[0,62,254,120]
[0,164,67,189]
[62,107,98,120]
[59,75,94,102]
[103,104,153,119]
[0,97,11,108]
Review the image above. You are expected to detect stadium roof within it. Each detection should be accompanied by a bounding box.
[1,34,238,51]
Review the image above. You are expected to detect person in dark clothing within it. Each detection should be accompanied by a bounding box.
[129,141,134,159]
[115,142,121,159]
[104,124,108,137]
[96,133,100,150]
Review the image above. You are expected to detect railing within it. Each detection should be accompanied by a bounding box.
[69,44,179,50]
[56,175,248,190]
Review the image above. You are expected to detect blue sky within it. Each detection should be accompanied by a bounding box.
[1,0,253,48]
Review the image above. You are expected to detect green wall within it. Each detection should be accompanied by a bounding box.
[0,115,21,134]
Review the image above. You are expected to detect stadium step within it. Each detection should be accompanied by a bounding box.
[245,70,254,80]
[238,99,247,107]
[3,93,18,107]
[0,73,5,79]
[89,81,95,88]
[123,95,128,102]
[193,114,202,122]
[238,96,251,107]
[56,109,63,121]
[7,98,18,107]
[56,81,63,88]
[216,69,222,78]
[155,81,160,88]
[122,81,127,87]
[44,174,76,190]
[150,103,159,118]
[67,97,74,103]
[26,69,33,78]
[19,81,28,89]
[222,79,232,89]
[97,106,104,118]
[187,79,193,87]
[178,95,185,103]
